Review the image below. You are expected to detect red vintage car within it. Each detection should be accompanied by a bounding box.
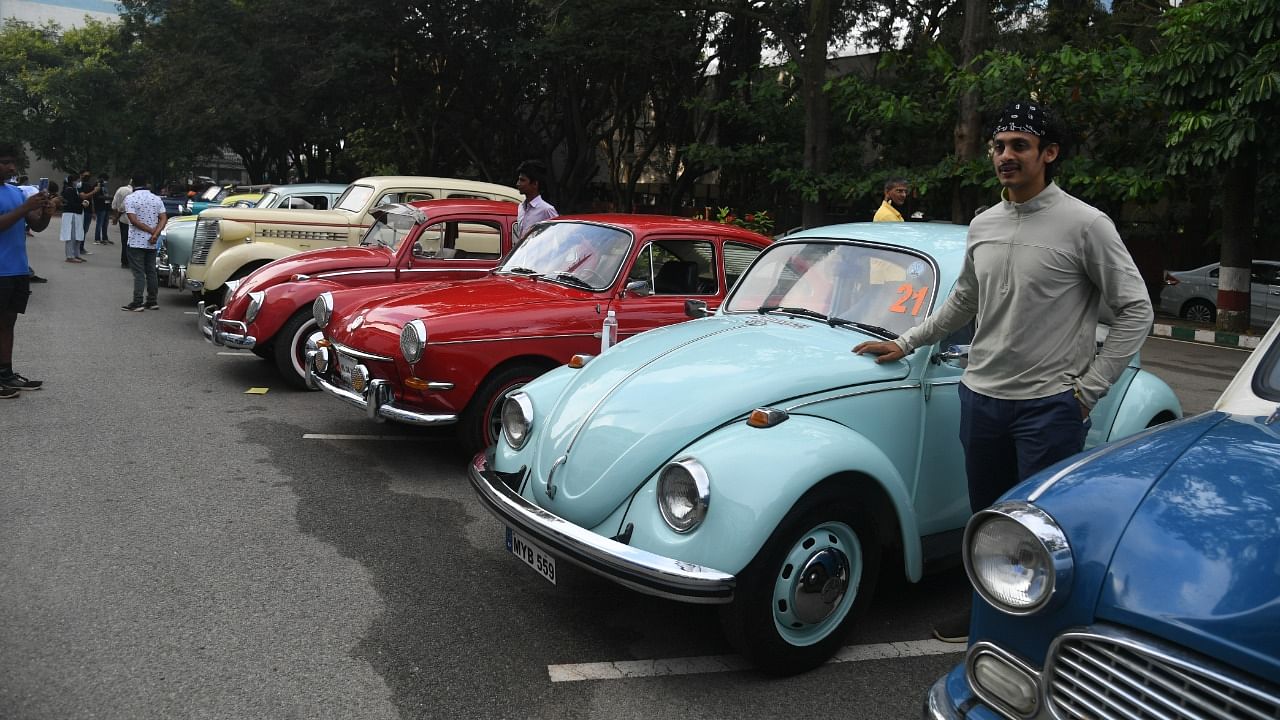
[308,215,772,451]
[198,199,518,387]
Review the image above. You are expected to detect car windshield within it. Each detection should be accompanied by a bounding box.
[359,212,418,252]
[1255,332,1280,402]
[335,185,373,213]
[256,191,278,208]
[199,186,223,202]
[724,241,938,337]
[498,222,632,290]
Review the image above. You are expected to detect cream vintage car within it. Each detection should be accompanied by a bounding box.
[184,176,521,304]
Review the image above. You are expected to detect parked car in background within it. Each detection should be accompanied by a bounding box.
[308,215,772,452]
[200,199,519,387]
[1159,260,1280,326]
[185,176,520,305]
[925,316,1280,720]
[468,223,1184,676]
[158,185,345,289]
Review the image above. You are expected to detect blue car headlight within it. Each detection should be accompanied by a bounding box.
[964,501,1073,615]
[657,457,710,533]
[501,391,534,450]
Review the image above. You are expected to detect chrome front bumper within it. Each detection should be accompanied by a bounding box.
[468,449,736,604]
[306,346,458,426]
[197,301,256,350]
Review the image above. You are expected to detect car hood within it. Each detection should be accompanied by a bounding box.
[524,314,911,528]
[245,247,395,292]
[202,207,350,226]
[1097,413,1280,681]
[327,274,580,346]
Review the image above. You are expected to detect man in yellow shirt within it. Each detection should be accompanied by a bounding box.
[873,178,908,221]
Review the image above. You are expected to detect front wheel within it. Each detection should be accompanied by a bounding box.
[718,489,881,676]
[458,363,545,455]
[1182,299,1215,324]
[273,307,321,390]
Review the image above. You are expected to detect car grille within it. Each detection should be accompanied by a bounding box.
[1045,629,1280,719]
[190,218,220,265]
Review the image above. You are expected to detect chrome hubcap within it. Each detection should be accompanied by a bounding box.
[792,548,850,624]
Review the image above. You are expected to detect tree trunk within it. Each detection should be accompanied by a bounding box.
[800,0,834,229]
[952,0,991,224]
[1216,153,1256,332]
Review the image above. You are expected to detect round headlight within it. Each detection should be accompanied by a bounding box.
[657,458,710,533]
[244,291,265,324]
[312,291,333,329]
[400,319,427,364]
[964,502,1072,615]
[501,392,534,449]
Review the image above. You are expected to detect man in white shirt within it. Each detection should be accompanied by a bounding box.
[110,179,133,267]
[121,173,166,311]
[514,160,557,243]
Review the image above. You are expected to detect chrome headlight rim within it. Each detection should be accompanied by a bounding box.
[313,291,333,329]
[657,457,711,534]
[244,290,265,324]
[963,501,1073,616]
[400,319,427,364]
[500,391,534,450]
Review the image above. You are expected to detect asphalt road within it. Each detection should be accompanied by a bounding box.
[0,220,1252,720]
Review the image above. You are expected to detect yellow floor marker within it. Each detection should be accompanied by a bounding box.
[244,387,269,394]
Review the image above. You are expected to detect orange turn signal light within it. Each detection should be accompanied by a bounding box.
[316,339,331,348]
[404,377,430,391]
[568,354,594,369]
[746,407,788,428]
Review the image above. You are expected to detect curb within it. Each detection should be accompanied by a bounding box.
[1150,323,1261,350]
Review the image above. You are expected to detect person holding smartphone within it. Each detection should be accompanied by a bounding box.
[59,175,85,262]
[0,142,54,398]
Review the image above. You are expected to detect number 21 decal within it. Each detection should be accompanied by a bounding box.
[890,283,929,316]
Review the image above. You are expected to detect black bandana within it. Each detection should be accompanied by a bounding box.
[993,101,1047,137]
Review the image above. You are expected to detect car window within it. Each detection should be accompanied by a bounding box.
[359,212,417,252]
[446,192,490,200]
[336,185,374,212]
[378,191,435,205]
[1210,268,1220,279]
[1251,263,1279,284]
[413,220,502,261]
[725,241,937,337]
[724,241,765,290]
[1253,331,1280,402]
[257,191,279,208]
[628,240,717,295]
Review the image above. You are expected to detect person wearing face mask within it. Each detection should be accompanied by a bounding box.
[853,101,1152,643]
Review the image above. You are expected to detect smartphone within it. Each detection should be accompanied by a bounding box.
[38,177,49,191]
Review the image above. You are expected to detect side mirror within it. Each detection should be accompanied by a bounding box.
[624,280,651,298]
[685,299,709,319]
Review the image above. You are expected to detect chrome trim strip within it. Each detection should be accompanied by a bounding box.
[784,383,922,411]
[964,641,1042,719]
[924,674,967,720]
[309,358,458,427]
[426,382,454,391]
[468,450,735,604]
[431,332,598,347]
[330,341,394,363]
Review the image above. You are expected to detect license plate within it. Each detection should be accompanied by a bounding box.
[336,351,358,385]
[505,527,556,585]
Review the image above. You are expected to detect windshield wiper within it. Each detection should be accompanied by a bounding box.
[758,306,898,339]
[502,266,540,275]
[548,272,593,290]
[827,316,899,339]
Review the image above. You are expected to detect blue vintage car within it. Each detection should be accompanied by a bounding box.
[925,319,1280,719]
[469,222,1184,675]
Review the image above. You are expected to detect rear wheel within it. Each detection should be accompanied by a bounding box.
[273,308,321,390]
[458,363,546,455]
[718,488,881,676]
[1182,299,1215,324]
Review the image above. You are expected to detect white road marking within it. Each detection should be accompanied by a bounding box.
[1146,335,1252,352]
[217,352,254,357]
[546,639,962,682]
[303,433,440,441]
[183,311,197,315]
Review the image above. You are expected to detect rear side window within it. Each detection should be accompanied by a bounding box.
[413,220,503,261]
[724,241,765,290]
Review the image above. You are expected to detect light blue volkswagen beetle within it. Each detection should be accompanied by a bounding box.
[469,222,1182,675]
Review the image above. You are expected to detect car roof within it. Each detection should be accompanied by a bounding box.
[398,198,520,215]
[780,221,971,290]
[543,214,772,244]
[349,176,520,200]
[267,183,348,194]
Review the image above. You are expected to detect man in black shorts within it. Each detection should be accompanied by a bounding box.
[0,142,53,398]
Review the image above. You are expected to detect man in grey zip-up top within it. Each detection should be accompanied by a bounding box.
[856,102,1151,639]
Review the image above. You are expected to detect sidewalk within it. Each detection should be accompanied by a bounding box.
[1150,315,1265,350]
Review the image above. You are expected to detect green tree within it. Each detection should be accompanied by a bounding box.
[1149,0,1280,331]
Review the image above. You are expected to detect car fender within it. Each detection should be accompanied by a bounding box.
[618,414,922,583]
[203,243,298,293]
[1106,369,1182,442]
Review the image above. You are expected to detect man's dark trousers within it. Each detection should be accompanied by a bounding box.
[957,383,1090,512]
[125,246,158,305]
